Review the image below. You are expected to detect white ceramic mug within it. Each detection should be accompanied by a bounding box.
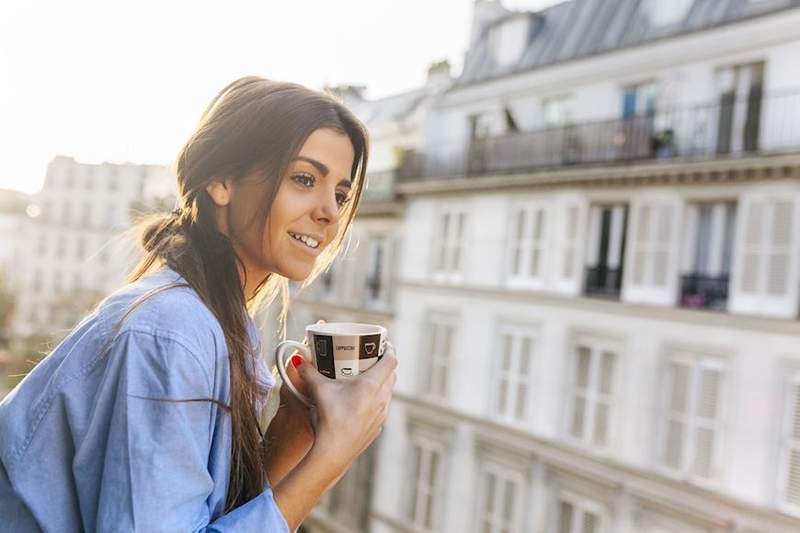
[276,322,388,407]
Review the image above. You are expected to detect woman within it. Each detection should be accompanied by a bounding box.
[0,76,398,532]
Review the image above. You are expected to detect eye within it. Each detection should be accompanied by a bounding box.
[336,192,352,208]
[291,173,315,187]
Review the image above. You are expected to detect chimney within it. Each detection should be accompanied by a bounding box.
[425,60,452,89]
[469,0,511,47]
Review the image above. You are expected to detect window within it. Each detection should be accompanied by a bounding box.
[477,465,524,533]
[325,446,375,530]
[105,204,116,227]
[421,312,458,399]
[543,95,574,128]
[36,234,47,256]
[508,204,547,284]
[487,15,531,68]
[568,341,617,447]
[659,353,725,481]
[493,324,535,422]
[52,270,62,293]
[76,236,86,260]
[433,208,467,276]
[61,201,72,225]
[407,436,445,532]
[780,377,800,511]
[556,494,605,533]
[31,270,42,292]
[681,202,736,310]
[56,234,67,258]
[81,202,92,226]
[715,62,764,154]
[585,204,628,297]
[365,237,388,304]
[622,82,657,119]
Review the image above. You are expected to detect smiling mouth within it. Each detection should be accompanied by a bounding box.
[288,231,321,250]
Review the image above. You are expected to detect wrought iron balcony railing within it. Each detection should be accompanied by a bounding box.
[584,266,623,298]
[680,273,730,311]
[398,90,800,181]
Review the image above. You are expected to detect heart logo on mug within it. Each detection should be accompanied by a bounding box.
[364,342,377,356]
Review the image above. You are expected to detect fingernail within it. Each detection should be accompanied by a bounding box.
[291,355,303,367]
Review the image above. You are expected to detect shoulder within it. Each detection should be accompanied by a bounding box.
[96,268,229,376]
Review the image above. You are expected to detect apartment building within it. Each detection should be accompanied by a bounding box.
[358,1,800,532]
[12,155,175,337]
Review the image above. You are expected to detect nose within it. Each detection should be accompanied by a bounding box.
[312,187,341,225]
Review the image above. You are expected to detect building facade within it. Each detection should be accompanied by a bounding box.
[12,155,175,337]
[300,1,800,532]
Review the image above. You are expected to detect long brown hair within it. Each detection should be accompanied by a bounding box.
[119,76,368,512]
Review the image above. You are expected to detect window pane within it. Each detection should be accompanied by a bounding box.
[583,511,599,533]
[668,362,690,413]
[593,402,609,446]
[558,501,574,533]
[693,426,714,479]
[502,479,515,521]
[664,419,684,469]
[485,472,496,515]
[571,395,586,438]
[599,351,615,394]
[576,347,591,388]
[409,446,421,521]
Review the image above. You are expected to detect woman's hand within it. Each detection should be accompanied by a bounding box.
[271,342,398,529]
[295,341,398,475]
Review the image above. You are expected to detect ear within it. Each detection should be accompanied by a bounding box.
[205,179,232,207]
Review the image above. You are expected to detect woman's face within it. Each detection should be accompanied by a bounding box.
[223,127,356,286]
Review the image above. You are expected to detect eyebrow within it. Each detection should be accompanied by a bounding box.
[293,155,352,189]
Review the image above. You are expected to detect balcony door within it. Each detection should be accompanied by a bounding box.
[715,62,763,154]
[585,204,628,298]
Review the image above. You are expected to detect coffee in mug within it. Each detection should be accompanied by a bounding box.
[276,322,387,407]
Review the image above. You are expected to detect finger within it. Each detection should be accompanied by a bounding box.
[362,341,397,384]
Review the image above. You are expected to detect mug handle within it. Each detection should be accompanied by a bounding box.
[275,340,313,408]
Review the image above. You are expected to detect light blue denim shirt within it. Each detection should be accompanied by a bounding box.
[0,267,290,532]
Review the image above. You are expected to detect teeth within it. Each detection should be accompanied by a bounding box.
[289,232,319,249]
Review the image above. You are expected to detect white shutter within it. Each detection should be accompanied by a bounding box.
[784,383,800,506]
[562,204,580,280]
[529,208,546,278]
[653,205,672,286]
[732,195,798,317]
[510,209,526,276]
[632,205,650,285]
[767,201,792,296]
[739,200,764,293]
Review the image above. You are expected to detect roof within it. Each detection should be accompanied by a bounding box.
[457,0,800,86]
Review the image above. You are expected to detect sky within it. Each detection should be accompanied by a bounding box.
[0,0,561,194]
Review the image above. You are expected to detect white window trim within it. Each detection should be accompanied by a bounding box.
[418,310,460,401]
[564,335,621,452]
[431,205,469,283]
[405,430,448,533]
[505,201,551,290]
[552,489,608,533]
[490,321,538,426]
[655,350,728,487]
[474,460,527,533]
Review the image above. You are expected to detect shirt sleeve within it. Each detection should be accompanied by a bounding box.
[94,328,290,533]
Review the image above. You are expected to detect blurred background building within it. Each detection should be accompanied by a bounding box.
[293,0,800,532]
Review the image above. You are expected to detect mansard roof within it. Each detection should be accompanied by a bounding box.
[458,0,800,86]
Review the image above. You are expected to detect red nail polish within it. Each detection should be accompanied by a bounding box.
[291,355,303,367]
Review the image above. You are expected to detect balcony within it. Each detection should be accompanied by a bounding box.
[398,91,800,181]
[680,273,730,311]
[584,266,623,298]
